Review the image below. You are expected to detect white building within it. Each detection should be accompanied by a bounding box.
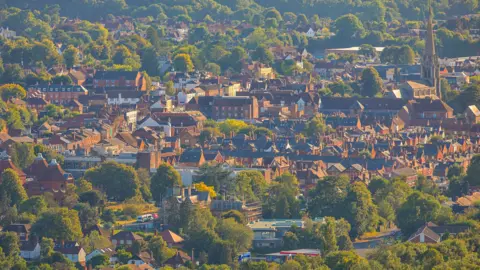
[107,92,142,105]
[0,27,16,39]
[20,241,41,260]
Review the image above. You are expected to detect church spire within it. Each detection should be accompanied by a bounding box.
[425,4,435,56]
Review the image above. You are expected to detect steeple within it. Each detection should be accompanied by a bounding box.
[421,1,441,99]
[425,5,435,56]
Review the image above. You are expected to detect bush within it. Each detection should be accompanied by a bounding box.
[123,204,142,218]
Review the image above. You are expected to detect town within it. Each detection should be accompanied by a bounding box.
[0,1,479,270]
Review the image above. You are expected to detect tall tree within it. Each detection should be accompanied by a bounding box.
[1,169,27,207]
[251,45,274,65]
[150,163,182,203]
[32,207,83,241]
[334,14,365,40]
[308,175,349,218]
[148,236,175,265]
[173,54,194,72]
[63,45,79,69]
[360,67,383,97]
[84,161,139,201]
[344,182,379,238]
[396,191,441,236]
[321,217,338,255]
[0,84,26,101]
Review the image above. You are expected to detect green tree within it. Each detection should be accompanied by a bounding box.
[344,182,379,238]
[116,249,132,264]
[325,251,369,270]
[251,45,274,65]
[148,236,175,265]
[219,119,249,135]
[141,46,159,76]
[308,175,349,218]
[208,240,234,265]
[263,173,300,219]
[189,26,210,44]
[380,45,415,65]
[334,14,365,40]
[359,44,377,58]
[51,75,73,85]
[465,154,480,186]
[89,254,110,268]
[32,207,83,241]
[0,84,26,101]
[304,114,328,137]
[19,196,47,215]
[265,8,282,21]
[173,53,194,72]
[165,81,176,96]
[322,217,338,255]
[360,67,383,97]
[221,210,245,224]
[396,191,441,236]
[2,64,25,84]
[73,203,99,230]
[216,218,253,252]
[63,45,79,69]
[9,142,35,170]
[40,237,54,261]
[150,163,182,203]
[84,161,140,201]
[296,14,308,26]
[265,18,279,29]
[205,63,221,76]
[113,45,132,65]
[1,169,27,207]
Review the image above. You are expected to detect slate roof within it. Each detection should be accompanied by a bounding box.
[93,70,139,80]
[179,149,203,163]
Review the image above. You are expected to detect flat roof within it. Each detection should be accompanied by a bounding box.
[326,46,385,52]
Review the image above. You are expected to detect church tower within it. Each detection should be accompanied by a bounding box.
[421,5,441,99]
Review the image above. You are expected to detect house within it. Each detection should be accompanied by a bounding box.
[20,240,41,260]
[2,224,31,241]
[86,248,117,263]
[26,97,49,111]
[159,230,184,248]
[107,91,143,105]
[390,167,418,187]
[0,27,16,39]
[68,69,87,85]
[178,149,205,167]
[93,71,146,92]
[27,84,88,104]
[164,250,191,268]
[127,252,154,266]
[55,242,86,264]
[465,105,480,124]
[248,220,306,249]
[408,222,470,243]
[111,231,143,247]
[212,96,259,120]
[23,153,75,197]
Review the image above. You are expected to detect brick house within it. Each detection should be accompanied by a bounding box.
[27,84,88,104]
[23,153,74,197]
[93,71,146,92]
[212,96,259,120]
